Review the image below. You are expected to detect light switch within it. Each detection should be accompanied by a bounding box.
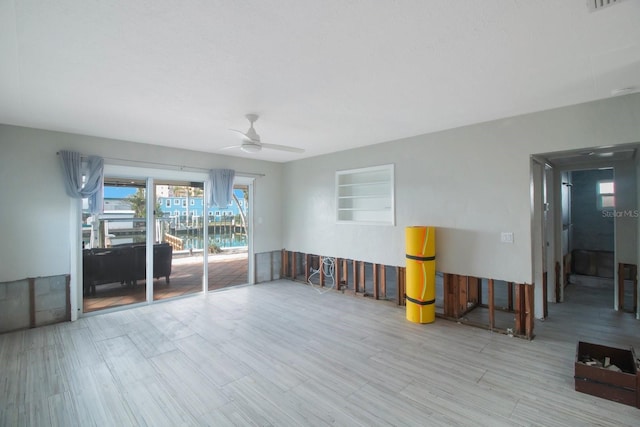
[501,232,514,243]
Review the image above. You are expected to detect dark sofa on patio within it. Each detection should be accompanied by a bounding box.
[83,243,172,296]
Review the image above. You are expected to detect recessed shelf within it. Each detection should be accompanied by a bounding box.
[338,195,387,199]
[336,164,394,225]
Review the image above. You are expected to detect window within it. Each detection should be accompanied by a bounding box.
[598,180,615,210]
[190,199,195,206]
[182,199,187,207]
[173,199,179,205]
[208,211,213,216]
[215,211,221,217]
[165,199,171,208]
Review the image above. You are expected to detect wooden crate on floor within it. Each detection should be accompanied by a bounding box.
[574,341,638,408]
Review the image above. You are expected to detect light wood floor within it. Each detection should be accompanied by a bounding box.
[1,278,639,426]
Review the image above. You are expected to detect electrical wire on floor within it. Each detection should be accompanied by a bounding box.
[307,257,336,294]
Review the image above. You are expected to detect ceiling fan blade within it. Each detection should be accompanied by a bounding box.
[260,143,305,153]
[229,129,252,140]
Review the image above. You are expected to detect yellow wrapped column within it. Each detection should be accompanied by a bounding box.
[405,226,436,323]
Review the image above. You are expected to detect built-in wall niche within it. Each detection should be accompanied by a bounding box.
[336,164,395,225]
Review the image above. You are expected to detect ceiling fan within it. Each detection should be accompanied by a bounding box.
[224,114,305,154]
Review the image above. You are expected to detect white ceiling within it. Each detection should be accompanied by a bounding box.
[1,1,639,163]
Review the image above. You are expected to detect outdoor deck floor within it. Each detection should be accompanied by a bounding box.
[83,252,248,313]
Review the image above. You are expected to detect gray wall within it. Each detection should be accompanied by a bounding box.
[0,125,284,283]
[570,169,614,252]
[282,93,640,284]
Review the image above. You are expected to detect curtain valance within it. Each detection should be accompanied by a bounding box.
[59,150,104,214]
[208,168,235,208]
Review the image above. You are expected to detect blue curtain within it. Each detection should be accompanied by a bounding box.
[59,150,104,214]
[208,169,235,208]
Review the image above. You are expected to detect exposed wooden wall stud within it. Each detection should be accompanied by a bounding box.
[281,250,287,278]
[634,266,638,313]
[396,266,406,306]
[278,249,537,339]
[618,263,625,311]
[304,254,311,283]
[468,276,479,305]
[29,277,35,328]
[542,272,548,318]
[555,261,561,302]
[270,251,274,281]
[457,275,468,316]
[353,260,359,293]
[342,259,348,289]
[488,279,495,331]
[65,274,71,321]
[291,252,297,280]
[373,264,379,300]
[525,284,534,339]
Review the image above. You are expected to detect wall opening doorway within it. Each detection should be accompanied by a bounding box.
[564,168,618,311]
[533,143,639,322]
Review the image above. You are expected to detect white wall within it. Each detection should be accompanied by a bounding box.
[282,93,640,284]
[0,125,283,283]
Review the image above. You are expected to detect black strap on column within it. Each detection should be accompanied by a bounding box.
[405,295,435,306]
[405,254,436,262]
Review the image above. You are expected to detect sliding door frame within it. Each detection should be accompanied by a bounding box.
[72,164,255,317]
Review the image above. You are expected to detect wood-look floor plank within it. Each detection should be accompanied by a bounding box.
[94,335,157,387]
[346,381,464,427]
[150,349,229,418]
[123,318,178,358]
[55,326,103,370]
[197,400,266,427]
[1,278,639,425]
[47,391,80,427]
[222,373,323,426]
[399,380,520,426]
[285,379,377,427]
[121,377,199,427]
[173,333,252,387]
[22,345,67,404]
[219,338,308,392]
[68,363,137,426]
[145,308,196,342]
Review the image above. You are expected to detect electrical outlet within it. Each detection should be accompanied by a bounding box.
[501,232,514,243]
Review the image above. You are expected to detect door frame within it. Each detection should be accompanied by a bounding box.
[71,164,255,318]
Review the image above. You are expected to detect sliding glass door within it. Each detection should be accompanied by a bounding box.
[82,178,148,313]
[207,184,249,291]
[153,181,204,301]
[79,166,254,314]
